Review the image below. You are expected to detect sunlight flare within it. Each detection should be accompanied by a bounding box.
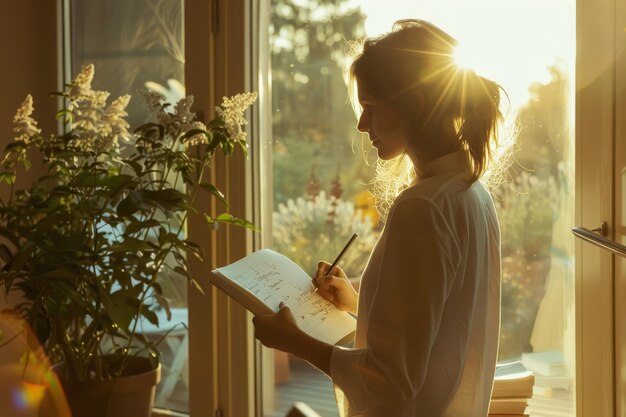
[453,42,478,71]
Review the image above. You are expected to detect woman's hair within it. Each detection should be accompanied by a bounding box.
[346,19,514,220]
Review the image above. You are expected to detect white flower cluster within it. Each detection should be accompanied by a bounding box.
[12,64,259,157]
[142,89,166,114]
[216,92,258,143]
[65,64,132,154]
[140,90,208,147]
[272,191,379,277]
[13,95,41,144]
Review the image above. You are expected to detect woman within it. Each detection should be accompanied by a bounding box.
[253,19,508,417]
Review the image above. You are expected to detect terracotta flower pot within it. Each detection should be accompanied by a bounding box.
[41,357,161,417]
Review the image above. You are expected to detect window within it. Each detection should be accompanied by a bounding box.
[14,0,624,416]
[65,0,188,413]
[257,1,576,416]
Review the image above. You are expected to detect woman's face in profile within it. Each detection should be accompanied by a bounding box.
[356,85,408,160]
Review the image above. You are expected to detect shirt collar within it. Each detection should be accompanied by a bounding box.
[420,150,470,179]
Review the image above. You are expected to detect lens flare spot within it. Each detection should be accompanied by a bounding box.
[12,381,46,411]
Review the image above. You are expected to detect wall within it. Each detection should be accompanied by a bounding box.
[0,1,58,305]
[0,1,58,163]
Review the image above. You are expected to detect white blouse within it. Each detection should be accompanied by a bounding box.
[330,151,501,417]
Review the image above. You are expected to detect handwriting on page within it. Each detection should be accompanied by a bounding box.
[216,249,355,344]
[228,260,342,326]
[225,259,315,310]
[295,294,356,344]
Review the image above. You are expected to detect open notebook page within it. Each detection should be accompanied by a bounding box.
[214,249,356,345]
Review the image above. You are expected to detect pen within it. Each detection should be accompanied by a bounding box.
[326,233,358,276]
[312,233,358,292]
[324,233,359,276]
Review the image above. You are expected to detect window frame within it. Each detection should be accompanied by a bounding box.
[186,0,625,416]
[184,1,257,417]
[59,0,200,414]
[614,0,626,412]
[576,0,619,415]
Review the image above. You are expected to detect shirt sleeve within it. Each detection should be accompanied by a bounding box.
[330,197,461,414]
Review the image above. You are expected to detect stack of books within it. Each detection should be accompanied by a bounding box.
[489,361,534,417]
[521,350,571,398]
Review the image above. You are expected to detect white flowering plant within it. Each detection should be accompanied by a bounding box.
[272,191,378,279]
[0,64,257,382]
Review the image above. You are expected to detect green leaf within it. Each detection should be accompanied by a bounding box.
[237,140,249,159]
[173,265,190,280]
[206,133,222,153]
[153,293,171,321]
[142,189,186,213]
[205,118,224,129]
[190,278,205,295]
[0,172,16,185]
[0,228,21,248]
[214,213,259,231]
[54,279,86,304]
[151,282,163,296]
[203,214,218,230]
[55,109,72,122]
[0,244,15,263]
[140,308,159,326]
[73,171,107,187]
[38,266,82,280]
[117,191,146,216]
[198,183,228,208]
[0,271,20,293]
[180,129,210,143]
[124,219,161,235]
[108,238,154,253]
[6,241,36,272]
[103,287,142,332]
[4,142,28,152]
[182,239,204,260]
[102,174,136,194]
[220,139,235,156]
[133,122,164,139]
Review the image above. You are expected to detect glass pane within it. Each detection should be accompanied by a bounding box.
[261,1,575,416]
[69,0,188,413]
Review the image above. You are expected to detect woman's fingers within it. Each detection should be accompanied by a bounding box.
[315,275,330,292]
[316,261,330,278]
[252,303,300,351]
[314,275,335,300]
[278,303,296,323]
[315,260,347,280]
[315,275,350,303]
[316,274,343,290]
[316,286,335,301]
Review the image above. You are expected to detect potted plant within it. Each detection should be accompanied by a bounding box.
[0,64,257,417]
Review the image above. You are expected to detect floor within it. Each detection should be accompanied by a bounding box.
[267,359,575,417]
[160,358,575,417]
[266,359,339,417]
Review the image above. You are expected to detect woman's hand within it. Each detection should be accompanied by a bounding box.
[314,261,358,315]
[253,302,305,352]
[253,302,334,376]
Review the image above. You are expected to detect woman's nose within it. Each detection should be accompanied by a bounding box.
[357,112,369,133]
